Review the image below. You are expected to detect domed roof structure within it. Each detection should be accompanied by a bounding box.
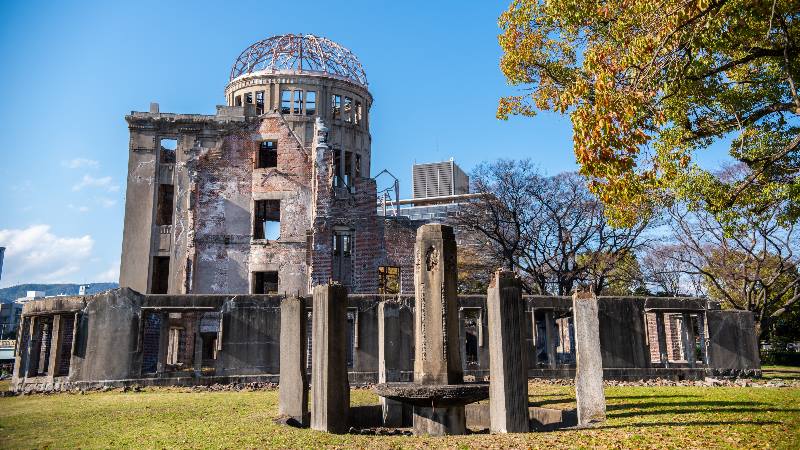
[230,34,368,87]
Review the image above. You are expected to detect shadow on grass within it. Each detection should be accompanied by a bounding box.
[607,400,760,411]
[529,398,574,407]
[609,406,800,419]
[596,420,782,429]
[605,394,700,400]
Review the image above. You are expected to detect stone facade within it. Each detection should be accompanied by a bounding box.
[119,35,383,297]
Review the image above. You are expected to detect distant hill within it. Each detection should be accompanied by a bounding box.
[0,283,119,303]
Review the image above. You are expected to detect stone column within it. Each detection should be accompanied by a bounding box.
[487,270,529,433]
[378,300,403,427]
[655,312,669,366]
[47,315,62,378]
[682,313,696,367]
[412,223,464,436]
[413,224,461,385]
[280,295,308,424]
[311,283,349,433]
[572,289,606,426]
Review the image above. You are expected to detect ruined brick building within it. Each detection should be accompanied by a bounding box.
[120,34,393,297]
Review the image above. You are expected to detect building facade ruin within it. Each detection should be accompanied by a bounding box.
[119,34,385,297]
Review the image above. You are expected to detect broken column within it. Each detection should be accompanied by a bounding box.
[310,283,349,433]
[413,224,464,435]
[487,270,529,433]
[572,288,606,426]
[378,300,403,427]
[279,295,308,424]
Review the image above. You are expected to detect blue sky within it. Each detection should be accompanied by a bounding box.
[0,0,733,288]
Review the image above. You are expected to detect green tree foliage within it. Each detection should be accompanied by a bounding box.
[498,0,800,228]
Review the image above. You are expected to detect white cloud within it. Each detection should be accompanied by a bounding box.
[95,261,120,282]
[72,175,120,192]
[96,197,118,208]
[0,225,94,286]
[68,204,90,213]
[62,158,99,169]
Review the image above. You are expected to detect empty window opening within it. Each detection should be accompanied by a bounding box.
[30,317,53,376]
[255,91,265,114]
[141,312,161,374]
[252,271,279,294]
[245,92,253,104]
[160,138,177,164]
[257,141,278,168]
[355,154,362,178]
[56,314,75,376]
[332,229,353,286]
[166,327,183,366]
[355,101,362,124]
[235,95,242,106]
[254,199,280,240]
[344,97,353,122]
[306,91,316,115]
[151,256,170,294]
[463,309,481,366]
[533,310,571,366]
[378,266,400,294]
[281,90,291,114]
[331,94,341,120]
[156,184,174,226]
[344,152,353,187]
[293,90,303,114]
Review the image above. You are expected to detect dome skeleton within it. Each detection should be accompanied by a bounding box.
[230,34,368,87]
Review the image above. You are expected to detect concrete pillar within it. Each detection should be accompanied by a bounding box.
[378,300,403,427]
[544,311,557,368]
[655,312,669,366]
[280,296,309,424]
[413,224,461,385]
[412,223,464,436]
[47,315,62,378]
[682,313,696,367]
[487,270,529,433]
[311,283,349,433]
[698,313,708,364]
[193,321,203,377]
[572,289,606,426]
[156,312,169,374]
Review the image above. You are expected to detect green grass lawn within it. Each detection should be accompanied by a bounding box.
[1,380,799,449]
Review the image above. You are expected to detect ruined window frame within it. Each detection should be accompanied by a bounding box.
[235,95,242,106]
[257,140,278,169]
[331,94,341,120]
[355,100,362,125]
[292,90,303,115]
[305,91,317,116]
[252,271,279,295]
[245,92,253,104]
[377,265,400,294]
[253,199,280,241]
[343,96,353,123]
[159,138,177,164]
[255,91,265,115]
[280,90,291,114]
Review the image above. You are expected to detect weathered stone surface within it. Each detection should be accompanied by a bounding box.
[573,289,606,426]
[373,383,489,407]
[279,296,308,423]
[378,301,403,427]
[311,283,350,433]
[413,223,461,385]
[487,270,528,433]
[413,405,466,436]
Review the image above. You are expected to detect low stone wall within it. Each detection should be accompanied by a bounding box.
[10,289,760,392]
